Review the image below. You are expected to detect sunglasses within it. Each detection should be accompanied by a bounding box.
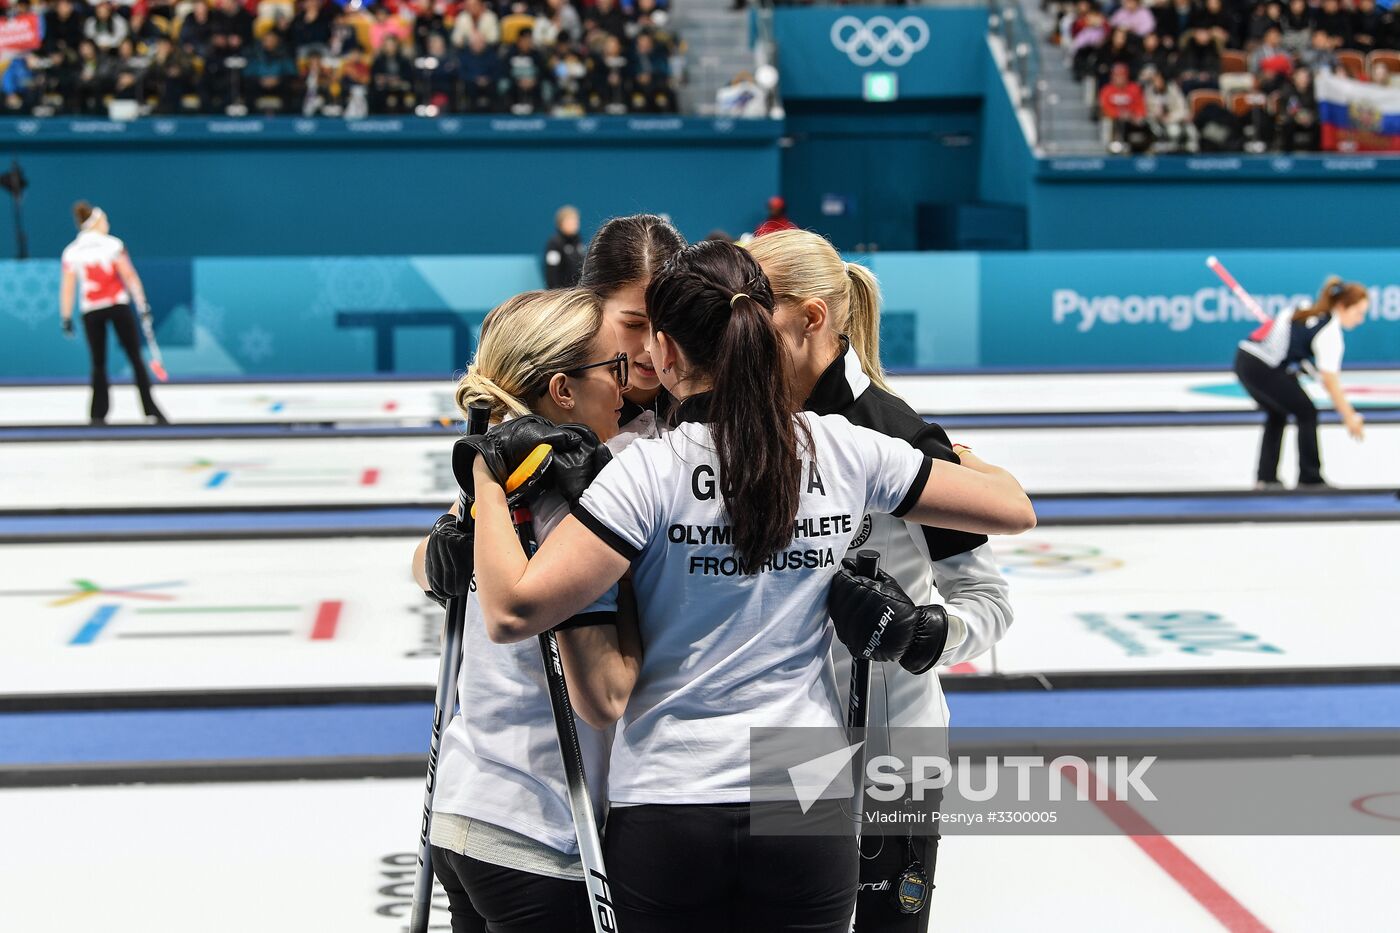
[562,351,629,390]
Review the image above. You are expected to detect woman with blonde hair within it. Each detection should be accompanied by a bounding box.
[748,228,1016,933]
[410,287,640,933]
[1234,276,1370,489]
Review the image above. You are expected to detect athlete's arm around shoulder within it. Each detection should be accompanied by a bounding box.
[822,408,1032,535]
[557,581,642,729]
[471,457,632,645]
[908,446,1035,535]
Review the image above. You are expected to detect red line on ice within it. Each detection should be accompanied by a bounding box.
[311,601,342,640]
[1060,763,1272,933]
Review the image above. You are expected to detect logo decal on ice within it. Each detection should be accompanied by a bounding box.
[999,542,1122,578]
[830,16,929,68]
[0,578,186,608]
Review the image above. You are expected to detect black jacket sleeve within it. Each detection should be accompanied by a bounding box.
[906,419,990,563]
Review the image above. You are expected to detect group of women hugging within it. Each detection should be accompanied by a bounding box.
[410,214,1037,933]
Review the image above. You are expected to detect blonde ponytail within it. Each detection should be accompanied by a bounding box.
[453,288,604,425]
[455,368,533,424]
[746,229,894,394]
[843,262,891,394]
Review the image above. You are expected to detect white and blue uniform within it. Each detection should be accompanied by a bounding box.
[1239,307,1345,374]
[1233,306,1342,486]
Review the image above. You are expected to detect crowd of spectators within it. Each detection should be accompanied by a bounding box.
[0,0,683,118]
[1053,0,1400,153]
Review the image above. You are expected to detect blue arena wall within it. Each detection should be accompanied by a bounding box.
[0,117,781,260]
[1013,159,1400,251]
[7,249,1398,380]
[6,8,1400,258]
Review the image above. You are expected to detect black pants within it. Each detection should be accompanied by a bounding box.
[429,845,595,933]
[1233,348,1322,484]
[604,802,859,933]
[854,832,937,933]
[82,304,162,423]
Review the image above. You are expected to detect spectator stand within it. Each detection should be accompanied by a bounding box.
[1,0,688,119]
[1015,0,1400,155]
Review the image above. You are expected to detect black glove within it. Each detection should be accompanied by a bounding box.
[424,511,474,607]
[62,317,74,338]
[452,415,582,507]
[547,423,613,507]
[828,557,949,675]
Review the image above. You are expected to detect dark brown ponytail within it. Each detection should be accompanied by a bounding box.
[1294,276,1368,323]
[646,241,807,573]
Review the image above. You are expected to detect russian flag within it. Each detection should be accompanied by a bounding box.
[1317,70,1400,152]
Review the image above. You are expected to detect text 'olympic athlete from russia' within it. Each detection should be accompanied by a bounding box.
[410,288,641,933]
[466,240,1036,933]
[750,229,1015,933]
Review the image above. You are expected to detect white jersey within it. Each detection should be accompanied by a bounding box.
[1239,307,1345,374]
[432,487,619,856]
[60,231,130,313]
[575,398,931,805]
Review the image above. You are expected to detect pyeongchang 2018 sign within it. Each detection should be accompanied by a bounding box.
[772,7,985,99]
[977,249,1400,367]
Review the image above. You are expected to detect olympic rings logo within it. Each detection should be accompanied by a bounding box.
[999,542,1123,578]
[830,15,930,68]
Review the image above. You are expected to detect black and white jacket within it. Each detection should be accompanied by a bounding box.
[805,341,1014,730]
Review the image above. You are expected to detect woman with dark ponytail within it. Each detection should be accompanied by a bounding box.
[467,240,1035,932]
[1234,276,1370,489]
[579,213,686,439]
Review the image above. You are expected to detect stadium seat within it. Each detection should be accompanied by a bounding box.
[1189,89,1225,120]
[1230,91,1269,118]
[1337,50,1368,81]
[1368,50,1400,81]
[1220,50,1249,74]
[1218,72,1256,98]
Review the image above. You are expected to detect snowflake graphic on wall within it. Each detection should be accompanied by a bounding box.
[239,325,275,363]
[304,257,402,320]
[0,263,61,330]
[194,296,229,340]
